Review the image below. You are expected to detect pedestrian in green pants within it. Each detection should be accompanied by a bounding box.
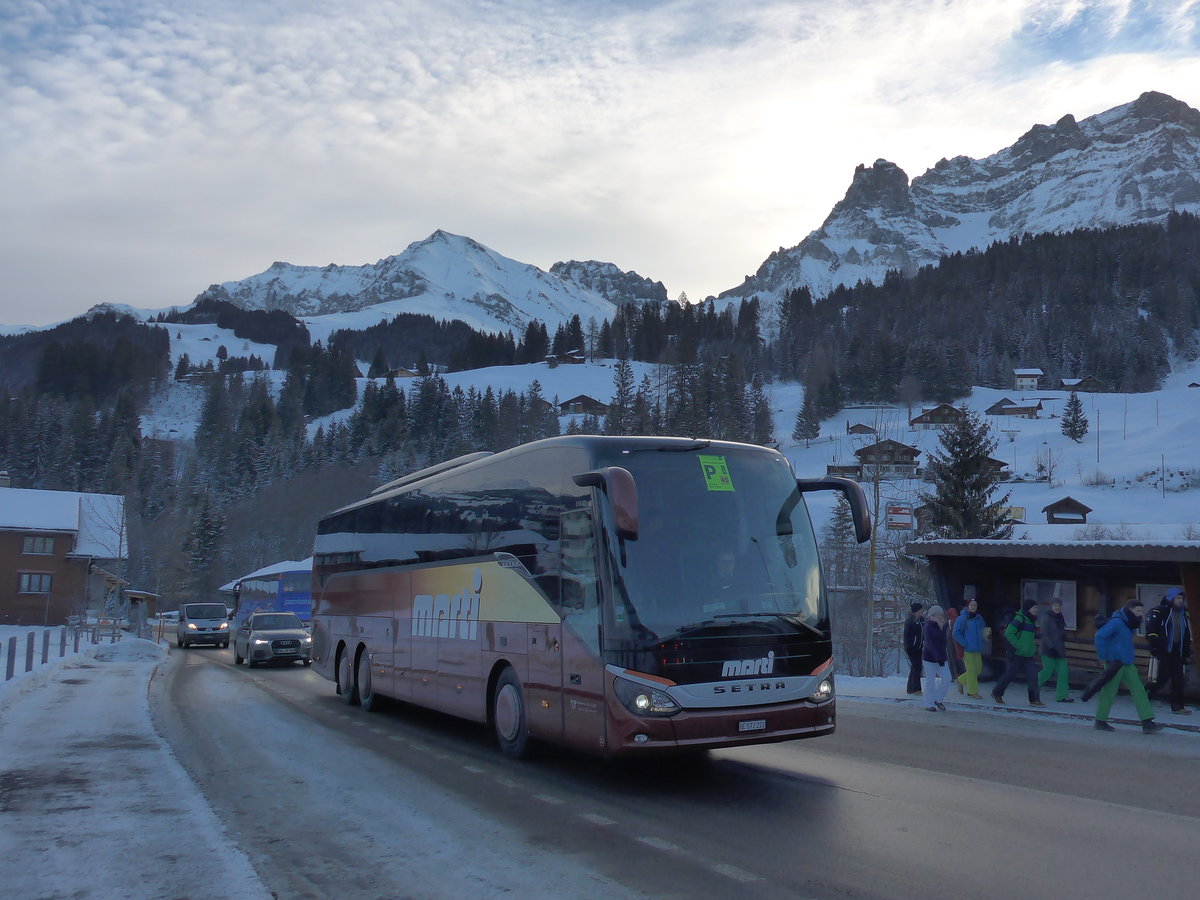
[1037,599,1072,702]
[1092,599,1164,734]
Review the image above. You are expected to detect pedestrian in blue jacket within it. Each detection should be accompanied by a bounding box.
[1092,599,1164,734]
[953,598,988,698]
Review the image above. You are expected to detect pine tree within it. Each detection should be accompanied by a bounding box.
[918,406,1012,539]
[367,347,389,379]
[1061,390,1088,442]
[606,359,635,435]
[749,374,773,445]
[792,393,820,447]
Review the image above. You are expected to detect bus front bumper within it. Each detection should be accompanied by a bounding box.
[604,698,836,757]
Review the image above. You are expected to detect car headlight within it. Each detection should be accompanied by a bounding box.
[253,638,270,645]
[809,678,834,702]
[186,623,198,630]
[218,622,229,630]
[613,675,681,717]
[303,635,312,643]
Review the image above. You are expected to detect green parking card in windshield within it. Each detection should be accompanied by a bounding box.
[698,454,735,492]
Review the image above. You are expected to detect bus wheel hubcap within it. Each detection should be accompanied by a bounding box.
[495,684,520,741]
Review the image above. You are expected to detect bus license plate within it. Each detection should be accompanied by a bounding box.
[738,719,767,733]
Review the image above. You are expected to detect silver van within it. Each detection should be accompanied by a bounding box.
[177,602,231,648]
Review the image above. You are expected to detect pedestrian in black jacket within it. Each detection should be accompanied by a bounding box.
[1036,599,1072,702]
[1146,588,1192,714]
[904,603,925,695]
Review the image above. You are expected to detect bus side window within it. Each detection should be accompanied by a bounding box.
[560,508,599,613]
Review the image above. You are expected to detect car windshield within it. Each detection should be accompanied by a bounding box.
[184,603,228,619]
[596,445,825,640]
[253,614,303,630]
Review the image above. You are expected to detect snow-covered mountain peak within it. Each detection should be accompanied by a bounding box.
[717,91,1200,308]
[197,231,659,336]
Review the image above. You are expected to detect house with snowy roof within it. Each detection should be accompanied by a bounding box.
[1059,375,1106,393]
[1013,368,1043,391]
[0,482,127,626]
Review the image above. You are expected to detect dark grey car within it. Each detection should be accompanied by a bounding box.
[233,612,313,667]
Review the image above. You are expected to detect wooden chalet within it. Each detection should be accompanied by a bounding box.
[1042,496,1093,524]
[907,537,1200,697]
[909,404,965,430]
[1060,375,1105,392]
[559,394,609,416]
[989,399,1042,419]
[846,422,877,436]
[852,439,921,479]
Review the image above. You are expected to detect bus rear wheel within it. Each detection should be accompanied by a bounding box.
[492,667,528,758]
[357,651,380,712]
[337,647,359,705]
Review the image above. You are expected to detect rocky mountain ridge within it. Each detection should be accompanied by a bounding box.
[718,91,1200,307]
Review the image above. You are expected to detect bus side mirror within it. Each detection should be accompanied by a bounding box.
[573,466,639,540]
[796,476,872,544]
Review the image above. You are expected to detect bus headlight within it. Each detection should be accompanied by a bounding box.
[613,676,681,717]
[809,679,834,703]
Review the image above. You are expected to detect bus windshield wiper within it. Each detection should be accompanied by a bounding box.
[629,440,710,453]
[713,613,827,639]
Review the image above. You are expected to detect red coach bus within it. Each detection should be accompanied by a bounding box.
[311,436,870,758]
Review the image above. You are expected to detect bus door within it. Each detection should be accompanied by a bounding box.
[558,505,607,754]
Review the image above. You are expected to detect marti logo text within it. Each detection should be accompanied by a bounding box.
[413,568,481,640]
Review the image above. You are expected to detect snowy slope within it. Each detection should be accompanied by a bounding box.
[201,230,665,337]
[718,91,1200,307]
[776,358,1200,537]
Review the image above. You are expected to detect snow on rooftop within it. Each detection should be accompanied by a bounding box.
[0,488,126,558]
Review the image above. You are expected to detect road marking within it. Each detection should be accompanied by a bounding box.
[462,765,484,774]
[578,812,615,826]
[710,862,762,883]
[369,728,389,735]
[496,777,518,789]
[636,836,679,852]
[534,793,565,805]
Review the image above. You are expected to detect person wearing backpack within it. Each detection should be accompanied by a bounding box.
[1036,598,1072,702]
[1146,588,1192,714]
[992,598,1044,706]
[1092,599,1164,734]
[953,598,988,699]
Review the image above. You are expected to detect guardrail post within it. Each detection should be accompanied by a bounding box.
[42,629,50,664]
[5,636,15,680]
[73,627,81,653]
[59,628,67,658]
[25,632,36,673]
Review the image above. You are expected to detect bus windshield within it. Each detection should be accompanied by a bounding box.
[598,447,824,641]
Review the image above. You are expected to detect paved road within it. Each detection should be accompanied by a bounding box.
[154,647,1200,899]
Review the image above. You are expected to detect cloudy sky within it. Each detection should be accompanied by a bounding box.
[2,0,1199,326]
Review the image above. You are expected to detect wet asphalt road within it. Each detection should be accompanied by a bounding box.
[154,646,1200,899]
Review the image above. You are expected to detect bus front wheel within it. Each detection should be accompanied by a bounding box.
[357,651,380,712]
[337,647,359,705]
[492,667,528,758]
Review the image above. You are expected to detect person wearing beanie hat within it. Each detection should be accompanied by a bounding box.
[991,597,1045,707]
[921,606,951,711]
[1092,599,1165,734]
[903,603,926,695]
[1146,587,1193,713]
